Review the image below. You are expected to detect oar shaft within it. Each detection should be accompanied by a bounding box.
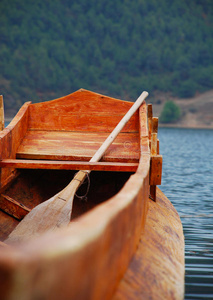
[90,91,148,163]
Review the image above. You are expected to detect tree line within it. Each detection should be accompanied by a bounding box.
[0,0,213,113]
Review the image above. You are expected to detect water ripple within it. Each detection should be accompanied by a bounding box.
[159,128,213,300]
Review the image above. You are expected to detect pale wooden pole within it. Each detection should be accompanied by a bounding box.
[90,91,149,163]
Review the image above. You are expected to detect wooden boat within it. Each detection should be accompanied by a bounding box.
[0,89,184,299]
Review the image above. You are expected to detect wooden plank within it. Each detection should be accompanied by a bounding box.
[157,139,160,154]
[0,194,31,220]
[112,188,184,300]
[148,104,153,140]
[0,95,4,131]
[149,117,160,201]
[139,102,148,139]
[0,159,138,172]
[152,117,158,134]
[139,103,149,154]
[0,102,30,189]
[150,155,163,185]
[28,89,139,132]
[16,130,140,162]
[151,132,158,156]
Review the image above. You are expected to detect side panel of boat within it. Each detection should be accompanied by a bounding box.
[27,89,139,132]
[113,188,185,300]
[0,102,30,189]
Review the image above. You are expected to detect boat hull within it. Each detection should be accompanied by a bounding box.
[113,187,185,300]
[0,89,184,299]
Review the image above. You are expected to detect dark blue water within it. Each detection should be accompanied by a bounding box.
[159,128,213,300]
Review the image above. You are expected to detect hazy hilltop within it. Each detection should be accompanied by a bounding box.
[1,0,213,124]
[153,89,213,129]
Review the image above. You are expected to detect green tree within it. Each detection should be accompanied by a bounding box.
[0,0,213,112]
[160,101,181,123]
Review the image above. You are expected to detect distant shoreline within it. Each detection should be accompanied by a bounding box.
[159,124,213,130]
[5,117,213,130]
[4,89,213,130]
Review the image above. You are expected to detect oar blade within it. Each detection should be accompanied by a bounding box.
[6,193,72,243]
[6,171,87,243]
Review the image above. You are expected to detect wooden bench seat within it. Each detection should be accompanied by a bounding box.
[0,159,138,172]
[16,130,140,163]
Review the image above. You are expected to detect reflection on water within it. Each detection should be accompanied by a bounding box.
[159,128,213,300]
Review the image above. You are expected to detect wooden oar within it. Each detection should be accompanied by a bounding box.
[6,91,148,243]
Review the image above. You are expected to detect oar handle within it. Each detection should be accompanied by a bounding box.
[90,91,149,163]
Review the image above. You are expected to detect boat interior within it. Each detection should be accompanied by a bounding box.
[0,89,162,242]
[0,169,132,241]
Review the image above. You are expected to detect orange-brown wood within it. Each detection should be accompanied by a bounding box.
[28,89,139,133]
[0,102,30,189]
[0,90,183,300]
[157,139,160,154]
[0,161,150,300]
[139,102,149,154]
[0,157,150,300]
[0,159,138,172]
[150,155,163,186]
[149,116,162,201]
[152,117,158,134]
[5,92,148,243]
[148,104,153,139]
[0,95,4,131]
[0,91,152,300]
[151,132,158,156]
[0,194,31,220]
[112,188,185,300]
[16,130,140,163]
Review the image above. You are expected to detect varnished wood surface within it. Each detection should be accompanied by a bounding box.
[0,101,30,189]
[0,90,176,300]
[113,188,185,300]
[0,98,152,300]
[0,95,4,131]
[0,159,138,172]
[28,89,139,132]
[16,130,140,162]
[0,157,150,300]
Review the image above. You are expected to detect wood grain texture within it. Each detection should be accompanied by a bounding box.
[0,102,30,189]
[0,92,182,300]
[0,155,150,300]
[150,155,163,185]
[0,159,138,172]
[5,92,148,243]
[0,95,4,131]
[112,188,185,300]
[28,89,139,132]
[0,194,31,220]
[16,131,140,162]
[0,97,152,300]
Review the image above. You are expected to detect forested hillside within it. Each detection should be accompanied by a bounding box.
[0,0,213,114]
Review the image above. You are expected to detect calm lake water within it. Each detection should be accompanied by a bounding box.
[159,127,213,300]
